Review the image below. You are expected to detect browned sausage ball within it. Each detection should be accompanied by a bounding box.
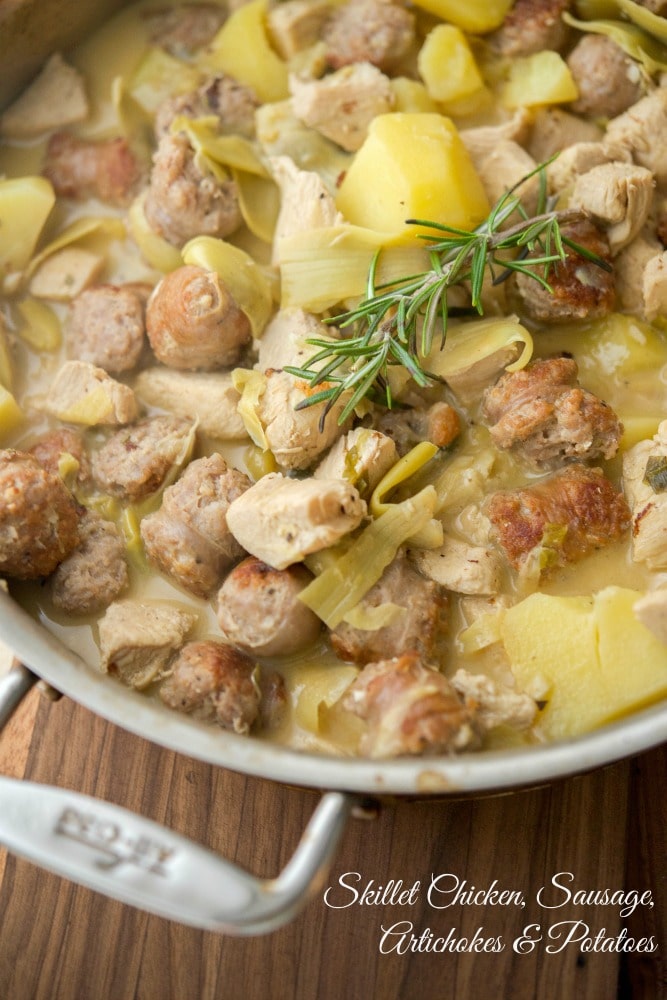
[0,449,80,579]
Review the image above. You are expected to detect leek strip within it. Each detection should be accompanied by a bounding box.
[0,177,55,292]
[231,368,269,448]
[182,236,274,337]
[298,486,438,628]
[16,298,62,351]
[172,117,269,176]
[278,225,430,312]
[563,12,667,72]
[128,48,202,114]
[27,216,126,278]
[618,0,667,44]
[458,612,505,655]
[370,442,439,516]
[342,602,406,630]
[0,385,23,439]
[128,193,183,272]
[233,169,280,244]
[0,327,13,390]
[426,315,533,380]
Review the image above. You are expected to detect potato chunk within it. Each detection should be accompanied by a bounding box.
[500,587,667,740]
[336,113,489,238]
[409,0,512,34]
[501,52,579,109]
[418,25,483,104]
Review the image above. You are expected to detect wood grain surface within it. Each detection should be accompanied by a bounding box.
[0,679,664,1000]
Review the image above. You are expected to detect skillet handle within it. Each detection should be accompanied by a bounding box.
[0,665,354,935]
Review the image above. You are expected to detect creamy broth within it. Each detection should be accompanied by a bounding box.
[2,0,667,756]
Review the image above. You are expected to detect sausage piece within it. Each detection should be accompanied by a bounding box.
[567,35,643,119]
[482,356,622,467]
[485,463,631,570]
[43,132,142,205]
[0,449,80,579]
[487,0,571,58]
[143,133,241,247]
[508,219,615,324]
[323,0,415,73]
[330,554,447,665]
[341,652,480,758]
[159,639,260,734]
[146,265,251,371]
[51,511,128,614]
[154,74,259,140]
[29,427,91,487]
[91,415,195,501]
[217,556,322,657]
[67,284,148,374]
[141,454,251,598]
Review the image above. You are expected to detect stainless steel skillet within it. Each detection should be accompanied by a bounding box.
[0,0,666,936]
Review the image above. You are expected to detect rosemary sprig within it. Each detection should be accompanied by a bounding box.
[284,162,611,428]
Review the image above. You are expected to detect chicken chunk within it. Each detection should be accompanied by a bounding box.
[567,34,643,119]
[330,554,447,665]
[643,251,667,322]
[258,306,331,373]
[546,141,631,194]
[217,556,321,656]
[615,226,664,316]
[322,0,415,73]
[460,109,532,167]
[51,511,128,614]
[66,284,148,374]
[146,265,251,370]
[341,652,480,758]
[41,361,140,426]
[622,421,667,569]
[487,0,571,57]
[450,670,537,732]
[527,108,603,163]
[159,639,260,734]
[486,464,631,571]
[289,63,393,152]
[225,472,366,569]
[0,449,80,580]
[146,3,226,56]
[257,369,348,471]
[410,536,503,596]
[99,600,196,689]
[143,133,241,247]
[313,427,398,495]
[0,53,88,139]
[508,218,615,323]
[270,158,343,264]
[633,589,667,646]
[92,415,195,501]
[133,367,247,440]
[569,162,654,254]
[267,0,332,59]
[605,89,667,187]
[43,132,143,205]
[481,356,622,467]
[154,73,259,140]
[474,140,539,214]
[140,454,250,597]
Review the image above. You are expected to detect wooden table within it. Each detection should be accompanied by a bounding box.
[0,676,664,1000]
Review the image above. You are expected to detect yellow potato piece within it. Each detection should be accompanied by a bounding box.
[335,113,490,239]
[501,588,667,740]
[202,0,289,103]
[418,25,484,104]
[500,51,579,109]
[618,416,662,451]
[0,177,55,291]
[409,0,512,33]
[391,77,438,113]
